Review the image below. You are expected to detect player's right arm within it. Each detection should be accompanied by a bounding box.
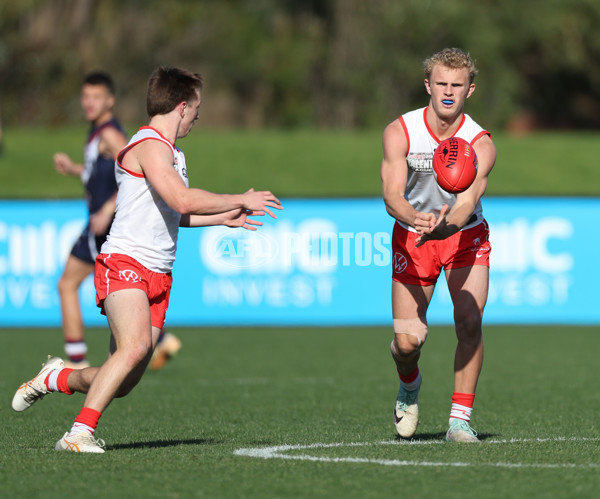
[53,152,84,177]
[127,140,282,219]
[381,121,418,228]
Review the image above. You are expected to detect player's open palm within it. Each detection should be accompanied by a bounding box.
[223,208,264,231]
[242,188,282,219]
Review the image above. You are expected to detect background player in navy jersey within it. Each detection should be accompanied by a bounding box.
[381,48,497,442]
[53,72,181,370]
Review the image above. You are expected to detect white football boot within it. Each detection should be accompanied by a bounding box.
[445,419,481,443]
[55,432,106,453]
[394,384,420,438]
[12,355,65,412]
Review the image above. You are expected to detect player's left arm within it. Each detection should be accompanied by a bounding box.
[90,192,117,235]
[417,135,496,244]
[180,208,265,230]
[446,134,496,228]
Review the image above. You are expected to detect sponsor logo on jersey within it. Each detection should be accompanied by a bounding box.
[406,153,433,173]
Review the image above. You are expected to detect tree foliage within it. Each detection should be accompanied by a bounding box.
[1,0,599,130]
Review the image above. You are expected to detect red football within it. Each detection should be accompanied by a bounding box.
[432,137,478,193]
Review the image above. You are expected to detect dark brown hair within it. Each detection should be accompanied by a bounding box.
[146,67,204,117]
[83,72,116,95]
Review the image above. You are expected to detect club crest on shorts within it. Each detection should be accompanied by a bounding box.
[118,269,142,283]
[393,252,408,273]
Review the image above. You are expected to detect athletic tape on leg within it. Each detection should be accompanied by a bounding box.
[393,317,428,346]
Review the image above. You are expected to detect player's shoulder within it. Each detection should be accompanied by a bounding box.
[99,124,126,139]
[98,119,126,142]
[383,117,405,136]
[382,120,410,161]
[383,118,407,145]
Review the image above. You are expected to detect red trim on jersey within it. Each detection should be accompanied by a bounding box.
[397,116,410,153]
[470,130,491,145]
[117,164,145,178]
[423,106,466,144]
[116,130,175,178]
[139,126,175,146]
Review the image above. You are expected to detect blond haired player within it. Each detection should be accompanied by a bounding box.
[381,48,496,442]
[13,67,282,452]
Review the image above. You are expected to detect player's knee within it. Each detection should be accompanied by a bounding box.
[124,341,153,369]
[455,311,483,340]
[57,275,70,295]
[392,318,428,356]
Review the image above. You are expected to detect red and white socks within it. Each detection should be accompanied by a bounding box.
[449,392,475,423]
[44,368,74,395]
[70,407,102,436]
[398,366,422,392]
[42,367,102,437]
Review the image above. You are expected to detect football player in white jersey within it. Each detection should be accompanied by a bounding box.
[381,48,497,442]
[14,67,282,453]
[52,72,181,372]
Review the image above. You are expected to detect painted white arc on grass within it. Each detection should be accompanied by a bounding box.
[234,437,600,469]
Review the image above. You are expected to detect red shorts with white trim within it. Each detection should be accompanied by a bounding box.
[391,220,491,286]
[94,253,172,329]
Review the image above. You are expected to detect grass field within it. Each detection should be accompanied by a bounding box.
[1,127,600,198]
[1,325,599,498]
[1,126,599,497]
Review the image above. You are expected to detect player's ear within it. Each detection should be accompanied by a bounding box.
[424,79,431,95]
[466,83,476,99]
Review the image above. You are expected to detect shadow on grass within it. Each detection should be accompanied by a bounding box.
[108,438,221,451]
[395,432,499,442]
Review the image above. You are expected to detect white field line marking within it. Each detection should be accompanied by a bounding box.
[234,437,600,469]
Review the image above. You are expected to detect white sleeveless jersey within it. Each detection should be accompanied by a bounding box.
[398,107,490,232]
[101,127,189,272]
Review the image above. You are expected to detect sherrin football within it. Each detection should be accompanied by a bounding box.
[432,137,478,193]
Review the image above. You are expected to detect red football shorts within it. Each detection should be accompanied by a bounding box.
[391,220,491,286]
[94,253,173,329]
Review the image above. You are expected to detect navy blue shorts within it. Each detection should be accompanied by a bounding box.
[70,224,107,265]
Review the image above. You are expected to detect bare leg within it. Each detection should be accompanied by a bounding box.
[78,288,158,413]
[445,266,488,394]
[57,255,94,343]
[390,280,435,372]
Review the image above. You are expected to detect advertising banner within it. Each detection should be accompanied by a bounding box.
[1,198,598,326]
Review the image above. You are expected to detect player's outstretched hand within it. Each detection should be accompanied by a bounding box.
[223,208,265,231]
[242,188,283,219]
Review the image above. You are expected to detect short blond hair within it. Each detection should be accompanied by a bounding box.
[423,48,478,83]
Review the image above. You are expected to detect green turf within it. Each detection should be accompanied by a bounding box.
[1,326,599,498]
[1,127,599,198]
